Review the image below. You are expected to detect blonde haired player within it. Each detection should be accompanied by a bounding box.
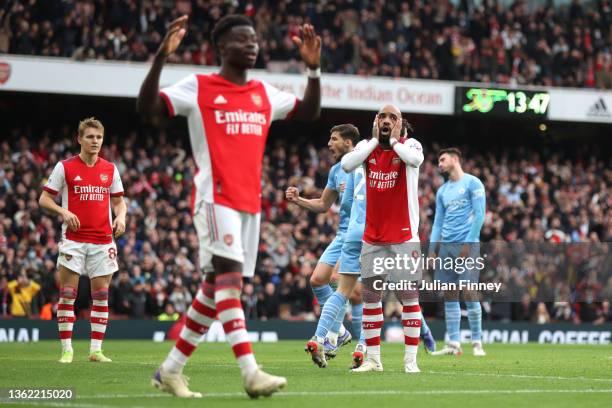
[39,117,126,364]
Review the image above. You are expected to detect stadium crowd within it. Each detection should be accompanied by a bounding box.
[0,124,610,324]
[1,0,611,88]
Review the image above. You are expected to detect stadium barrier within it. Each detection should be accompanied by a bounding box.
[2,55,611,123]
[0,319,609,345]
[0,55,454,115]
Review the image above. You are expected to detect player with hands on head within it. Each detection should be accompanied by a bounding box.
[342,106,426,374]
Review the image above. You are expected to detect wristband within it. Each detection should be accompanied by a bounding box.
[306,67,321,78]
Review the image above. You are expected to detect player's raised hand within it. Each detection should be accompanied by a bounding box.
[113,215,126,238]
[62,210,80,231]
[372,119,379,140]
[390,118,402,141]
[157,15,188,57]
[285,186,300,202]
[292,24,321,69]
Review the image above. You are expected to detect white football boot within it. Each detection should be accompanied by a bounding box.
[151,366,203,398]
[430,341,463,356]
[243,368,287,399]
[404,355,421,373]
[472,341,487,356]
[351,357,383,372]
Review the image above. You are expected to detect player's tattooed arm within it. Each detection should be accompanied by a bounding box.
[291,24,321,122]
[286,186,338,213]
[39,191,80,231]
[137,15,188,118]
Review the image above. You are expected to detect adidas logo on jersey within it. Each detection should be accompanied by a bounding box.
[74,175,82,181]
[214,94,228,104]
[369,158,377,165]
[587,98,610,118]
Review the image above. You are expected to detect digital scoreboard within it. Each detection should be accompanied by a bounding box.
[456,87,550,118]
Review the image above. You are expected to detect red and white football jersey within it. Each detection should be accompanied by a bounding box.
[160,73,299,214]
[362,138,422,244]
[43,156,124,244]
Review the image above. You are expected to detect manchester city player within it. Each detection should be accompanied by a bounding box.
[286,124,360,351]
[305,159,366,368]
[429,148,487,357]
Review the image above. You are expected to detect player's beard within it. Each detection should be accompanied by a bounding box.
[379,124,391,143]
[379,132,390,143]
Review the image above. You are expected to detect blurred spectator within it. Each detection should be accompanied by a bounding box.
[168,278,192,315]
[7,273,41,317]
[534,302,551,324]
[2,0,611,88]
[0,123,609,324]
[242,283,258,319]
[0,276,11,317]
[112,271,133,315]
[158,303,180,321]
[128,280,152,318]
[258,282,280,320]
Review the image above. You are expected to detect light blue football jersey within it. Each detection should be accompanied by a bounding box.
[326,162,351,232]
[430,173,486,243]
[343,166,367,243]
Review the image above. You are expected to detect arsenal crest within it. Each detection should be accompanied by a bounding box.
[251,93,262,107]
[224,234,234,246]
[0,62,10,85]
[100,174,109,183]
[392,157,401,164]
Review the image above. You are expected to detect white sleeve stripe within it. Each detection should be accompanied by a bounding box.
[159,74,198,117]
[110,164,124,194]
[45,161,65,194]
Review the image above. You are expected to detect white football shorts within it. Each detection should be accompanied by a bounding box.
[57,238,119,278]
[193,202,260,278]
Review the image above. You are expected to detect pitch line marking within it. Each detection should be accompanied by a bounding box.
[2,402,119,408]
[16,389,611,406]
[72,389,612,399]
[202,389,612,397]
[429,370,612,383]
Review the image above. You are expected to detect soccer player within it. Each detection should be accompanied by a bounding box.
[342,106,424,374]
[304,141,366,368]
[309,121,436,369]
[429,148,486,357]
[137,14,321,398]
[285,124,359,357]
[39,117,126,364]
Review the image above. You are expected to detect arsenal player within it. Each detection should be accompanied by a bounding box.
[342,106,424,374]
[137,14,321,398]
[39,117,126,364]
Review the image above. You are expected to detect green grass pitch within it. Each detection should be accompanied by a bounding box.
[1,341,611,408]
